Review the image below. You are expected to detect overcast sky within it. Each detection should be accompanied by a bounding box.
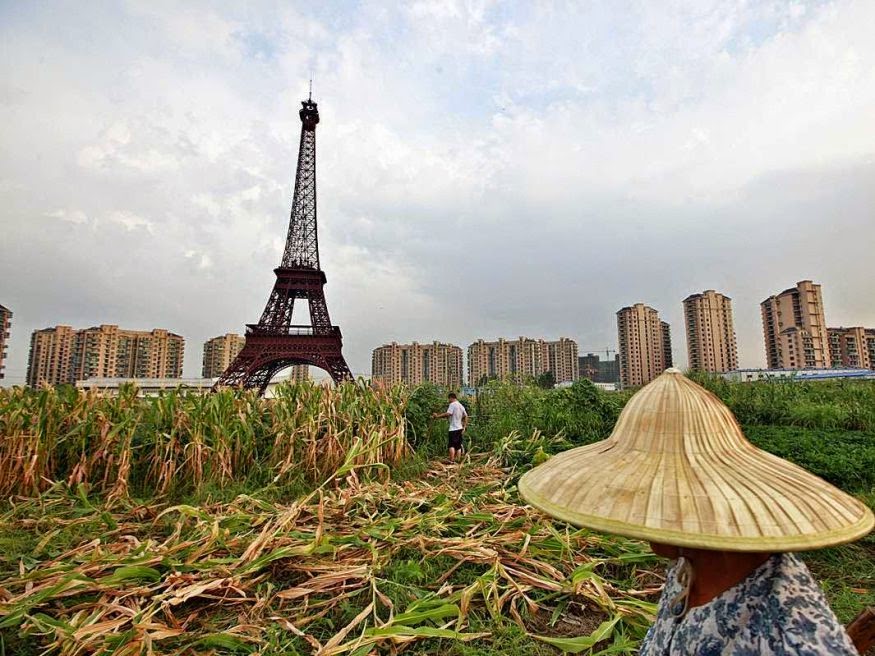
[2,1,875,384]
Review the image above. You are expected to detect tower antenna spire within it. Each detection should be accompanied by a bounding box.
[309,77,312,101]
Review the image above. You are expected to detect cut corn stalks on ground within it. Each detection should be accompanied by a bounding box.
[0,455,661,654]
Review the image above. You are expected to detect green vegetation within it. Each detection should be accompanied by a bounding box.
[0,377,871,654]
[689,372,875,433]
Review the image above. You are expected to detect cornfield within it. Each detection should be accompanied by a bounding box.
[0,383,662,654]
[0,379,870,653]
[0,382,409,501]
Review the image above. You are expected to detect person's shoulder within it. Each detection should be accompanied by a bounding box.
[766,554,858,654]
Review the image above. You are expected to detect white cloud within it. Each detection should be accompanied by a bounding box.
[108,211,153,232]
[185,250,213,270]
[78,120,184,174]
[46,209,89,225]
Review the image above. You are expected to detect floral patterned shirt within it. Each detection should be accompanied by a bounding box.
[640,553,859,655]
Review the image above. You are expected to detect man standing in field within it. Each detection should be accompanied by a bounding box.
[432,392,468,463]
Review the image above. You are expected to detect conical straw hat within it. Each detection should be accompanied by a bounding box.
[519,369,874,551]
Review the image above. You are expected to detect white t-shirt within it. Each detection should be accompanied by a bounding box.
[447,400,468,431]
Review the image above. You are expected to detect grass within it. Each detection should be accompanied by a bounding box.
[803,537,875,624]
[743,425,875,491]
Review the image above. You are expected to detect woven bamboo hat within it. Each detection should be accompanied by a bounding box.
[519,369,874,551]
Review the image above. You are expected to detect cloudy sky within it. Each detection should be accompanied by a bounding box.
[2,0,874,384]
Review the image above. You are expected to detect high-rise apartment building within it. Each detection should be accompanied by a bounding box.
[286,365,310,382]
[372,341,464,387]
[543,338,579,384]
[72,326,184,380]
[827,327,875,370]
[468,337,536,385]
[761,280,830,369]
[683,290,738,373]
[132,329,183,379]
[661,321,674,370]
[0,304,11,380]
[865,330,875,370]
[202,333,246,378]
[467,337,578,386]
[616,304,672,388]
[27,325,184,387]
[27,326,77,387]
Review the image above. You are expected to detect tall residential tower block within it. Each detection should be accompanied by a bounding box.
[617,304,672,388]
[827,327,875,370]
[27,326,77,388]
[203,334,246,378]
[683,290,738,373]
[0,304,11,380]
[760,280,830,369]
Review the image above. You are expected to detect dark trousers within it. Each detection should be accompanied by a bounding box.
[447,430,464,450]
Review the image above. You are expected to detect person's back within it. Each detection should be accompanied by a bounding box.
[447,399,466,431]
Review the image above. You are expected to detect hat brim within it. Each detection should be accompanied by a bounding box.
[518,440,874,552]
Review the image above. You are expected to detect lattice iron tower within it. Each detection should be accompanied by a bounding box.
[215,96,353,392]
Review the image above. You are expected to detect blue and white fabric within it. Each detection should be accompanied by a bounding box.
[640,553,859,655]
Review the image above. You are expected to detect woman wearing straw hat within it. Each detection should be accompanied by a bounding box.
[519,369,874,654]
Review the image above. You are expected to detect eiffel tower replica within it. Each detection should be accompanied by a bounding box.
[216,93,353,392]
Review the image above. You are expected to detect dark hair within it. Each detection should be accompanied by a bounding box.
[448,392,457,399]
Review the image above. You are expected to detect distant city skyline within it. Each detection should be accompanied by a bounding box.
[2,3,875,385]
[10,273,875,387]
